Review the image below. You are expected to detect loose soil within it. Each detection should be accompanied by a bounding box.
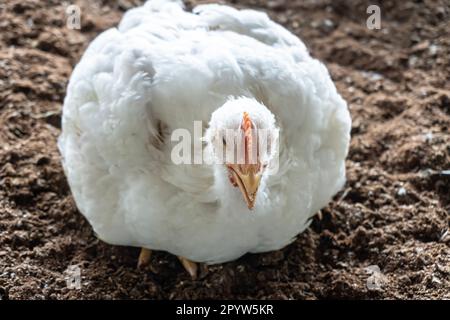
[0,0,449,299]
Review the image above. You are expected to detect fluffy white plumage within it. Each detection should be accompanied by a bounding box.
[59,0,351,263]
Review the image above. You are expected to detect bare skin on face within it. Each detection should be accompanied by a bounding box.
[226,112,264,210]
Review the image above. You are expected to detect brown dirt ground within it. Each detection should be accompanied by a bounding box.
[0,0,449,300]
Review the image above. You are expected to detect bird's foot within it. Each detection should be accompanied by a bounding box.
[178,256,198,280]
[137,248,198,279]
[137,248,152,269]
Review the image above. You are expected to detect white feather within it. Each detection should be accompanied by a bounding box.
[59,0,351,263]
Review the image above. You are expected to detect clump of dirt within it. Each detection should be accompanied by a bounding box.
[0,0,449,299]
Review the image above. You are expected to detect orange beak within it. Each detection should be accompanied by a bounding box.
[227,164,261,210]
[226,112,262,210]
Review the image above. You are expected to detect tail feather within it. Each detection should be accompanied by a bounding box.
[144,0,184,11]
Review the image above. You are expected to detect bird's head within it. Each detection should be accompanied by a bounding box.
[205,97,279,210]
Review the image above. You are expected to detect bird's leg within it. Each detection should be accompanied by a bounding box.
[137,249,197,279]
[178,256,198,279]
[137,248,152,269]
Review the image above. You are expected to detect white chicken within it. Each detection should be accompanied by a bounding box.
[59,0,351,278]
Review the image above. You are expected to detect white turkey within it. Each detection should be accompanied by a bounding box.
[58,0,351,278]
